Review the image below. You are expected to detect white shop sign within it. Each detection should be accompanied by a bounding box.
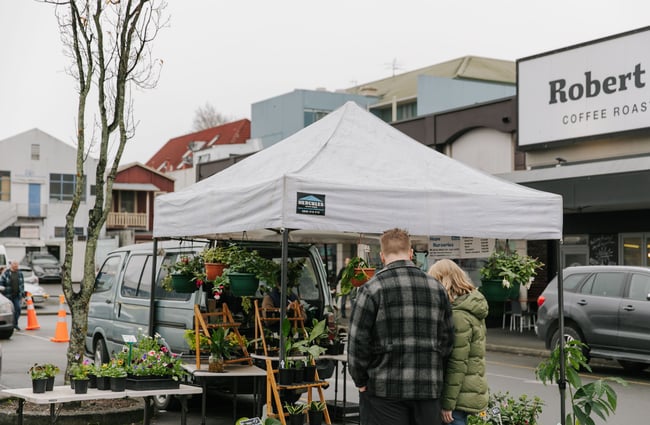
[429,236,493,259]
[518,26,650,147]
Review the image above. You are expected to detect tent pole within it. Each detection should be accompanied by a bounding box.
[556,239,566,425]
[279,228,289,365]
[149,238,158,337]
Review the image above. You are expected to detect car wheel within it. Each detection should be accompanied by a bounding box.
[152,394,180,411]
[0,329,13,340]
[550,325,589,360]
[618,360,649,373]
[94,338,109,365]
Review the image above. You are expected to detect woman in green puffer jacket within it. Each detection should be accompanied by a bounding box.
[429,259,489,425]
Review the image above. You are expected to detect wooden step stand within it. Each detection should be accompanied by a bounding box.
[193,303,253,369]
[254,300,332,425]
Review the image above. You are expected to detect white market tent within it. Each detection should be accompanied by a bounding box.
[153,101,568,424]
[154,101,562,241]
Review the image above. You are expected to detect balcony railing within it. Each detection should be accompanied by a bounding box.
[107,212,148,229]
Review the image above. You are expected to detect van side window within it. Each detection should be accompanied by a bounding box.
[121,254,152,299]
[156,253,192,300]
[95,255,121,292]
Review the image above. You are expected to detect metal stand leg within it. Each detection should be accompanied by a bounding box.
[202,378,207,425]
[16,399,24,425]
[143,396,154,425]
[178,395,190,425]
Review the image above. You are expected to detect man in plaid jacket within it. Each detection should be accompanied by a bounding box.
[348,228,454,425]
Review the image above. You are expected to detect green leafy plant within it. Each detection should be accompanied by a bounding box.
[308,400,326,412]
[535,340,627,425]
[340,257,374,295]
[184,329,211,352]
[468,391,543,425]
[28,364,48,380]
[209,327,235,359]
[161,254,205,291]
[101,359,128,378]
[284,402,307,415]
[479,250,543,288]
[41,363,60,378]
[201,245,233,264]
[70,360,93,380]
[295,319,328,364]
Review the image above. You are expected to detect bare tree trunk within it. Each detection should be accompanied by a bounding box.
[45,0,167,378]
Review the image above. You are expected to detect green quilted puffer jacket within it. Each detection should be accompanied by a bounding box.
[441,290,489,413]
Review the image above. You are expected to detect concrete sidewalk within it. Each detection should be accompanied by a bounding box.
[486,326,548,358]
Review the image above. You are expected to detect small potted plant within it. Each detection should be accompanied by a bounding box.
[284,402,307,425]
[103,359,128,392]
[42,363,60,391]
[340,256,375,295]
[308,400,327,425]
[208,327,234,373]
[28,364,48,394]
[69,360,91,394]
[225,247,264,297]
[295,319,328,382]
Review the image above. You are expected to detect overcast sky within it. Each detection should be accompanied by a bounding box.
[2,0,650,164]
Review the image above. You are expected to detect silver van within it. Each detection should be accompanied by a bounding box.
[86,239,336,367]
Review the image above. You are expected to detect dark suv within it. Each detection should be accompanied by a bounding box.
[20,252,62,283]
[536,266,650,371]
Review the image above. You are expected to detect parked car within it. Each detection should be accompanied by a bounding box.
[536,265,650,371]
[0,293,14,339]
[20,252,62,283]
[20,267,49,307]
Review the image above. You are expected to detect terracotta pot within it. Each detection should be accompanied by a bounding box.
[351,268,375,287]
[205,263,227,281]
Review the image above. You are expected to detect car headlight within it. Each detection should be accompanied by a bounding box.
[0,301,13,314]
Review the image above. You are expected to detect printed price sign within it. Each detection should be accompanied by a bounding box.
[237,418,262,425]
[122,335,137,343]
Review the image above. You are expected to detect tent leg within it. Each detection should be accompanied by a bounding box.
[556,239,566,425]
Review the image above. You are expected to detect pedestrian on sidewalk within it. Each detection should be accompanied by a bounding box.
[348,228,454,425]
[428,259,489,425]
[0,261,25,330]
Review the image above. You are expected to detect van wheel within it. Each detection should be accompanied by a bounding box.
[152,394,180,411]
[94,338,109,365]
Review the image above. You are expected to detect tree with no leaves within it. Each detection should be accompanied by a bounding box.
[44,0,168,375]
[192,102,230,131]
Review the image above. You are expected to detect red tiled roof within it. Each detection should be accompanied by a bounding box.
[146,119,251,172]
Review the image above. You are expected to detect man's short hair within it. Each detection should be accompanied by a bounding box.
[380,228,411,256]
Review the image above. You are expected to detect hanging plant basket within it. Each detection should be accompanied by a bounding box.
[171,274,198,293]
[228,272,259,296]
[479,279,520,302]
[351,267,375,287]
[205,263,227,281]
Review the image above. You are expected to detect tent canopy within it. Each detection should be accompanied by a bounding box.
[154,101,562,241]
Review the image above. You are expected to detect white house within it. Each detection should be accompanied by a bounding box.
[0,128,100,281]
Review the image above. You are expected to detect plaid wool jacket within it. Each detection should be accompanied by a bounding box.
[348,259,454,399]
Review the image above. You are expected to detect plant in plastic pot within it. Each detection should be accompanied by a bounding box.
[340,257,375,295]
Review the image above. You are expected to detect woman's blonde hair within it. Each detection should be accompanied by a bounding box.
[428,259,475,302]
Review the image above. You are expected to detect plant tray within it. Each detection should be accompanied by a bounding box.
[126,377,180,391]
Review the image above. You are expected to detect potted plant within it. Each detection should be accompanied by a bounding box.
[103,360,128,392]
[69,360,91,394]
[208,327,234,373]
[161,254,205,293]
[295,319,328,382]
[201,245,233,280]
[226,247,264,297]
[28,364,48,394]
[183,329,211,353]
[284,402,307,425]
[479,250,543,302]
[308,400,327,425]
[340,256,375,295]
[42,363,60,391]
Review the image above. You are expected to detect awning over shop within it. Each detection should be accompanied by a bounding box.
[498,156,650,213]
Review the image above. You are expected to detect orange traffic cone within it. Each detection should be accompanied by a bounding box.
[25,292,40,330]
[51,295,70,343]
